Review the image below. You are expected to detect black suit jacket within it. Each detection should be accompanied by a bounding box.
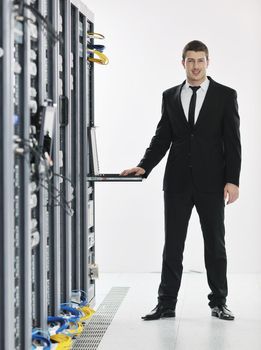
[137,76,241,193]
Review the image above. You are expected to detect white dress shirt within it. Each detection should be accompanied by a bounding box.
[180,77,210,123]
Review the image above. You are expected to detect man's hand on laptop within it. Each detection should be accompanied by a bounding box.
[120,167,145,176]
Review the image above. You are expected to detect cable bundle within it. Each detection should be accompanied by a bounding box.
[59,304,84,337]
[50,334,72,349]
[32,329,51,349]
[79,305,95,321]
[87,32,109,65]
[13,136,75,216]
[47,317,72,348]
[60,303,82,323]
[87,32,105,39]
[33,293,95,347]
[48,316,69,335]
[13,0,62,45]
[70,289,95,322]
[62,321,83,338]
[32,324,72,349]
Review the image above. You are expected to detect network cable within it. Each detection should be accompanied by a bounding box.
[48,316,69,334]
[87,49,109,65]
[14,136,74,215]
[53,172,74,185]
[43,178,74,214]
[62,321,83,337]
[32,328,51,350]
[87,32,105,40]
[50,333,72,349]
[13,0,62,45]
[70,290,95,321]
[87,43,105,52]
[39,181,74,216]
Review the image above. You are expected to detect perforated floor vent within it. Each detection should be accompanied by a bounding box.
[72,287,130,350]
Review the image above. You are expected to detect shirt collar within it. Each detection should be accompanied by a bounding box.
[184,77,209,92]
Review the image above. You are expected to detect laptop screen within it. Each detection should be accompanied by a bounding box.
[89,127,100,175]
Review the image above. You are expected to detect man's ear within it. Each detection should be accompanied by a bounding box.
[182,60,185,68]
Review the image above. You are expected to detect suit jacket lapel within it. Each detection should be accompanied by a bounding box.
[194,76,215,130]
[175,80,189,128]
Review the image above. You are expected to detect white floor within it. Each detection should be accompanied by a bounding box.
[93,273,261,350]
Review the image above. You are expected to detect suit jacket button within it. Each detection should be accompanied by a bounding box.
[191,133,194,137]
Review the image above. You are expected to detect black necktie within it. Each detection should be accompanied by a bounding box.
[188,86,200,128]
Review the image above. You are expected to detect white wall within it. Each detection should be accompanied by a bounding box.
[84,0,261,273]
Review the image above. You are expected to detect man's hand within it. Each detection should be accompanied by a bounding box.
[224,183,239,205]
[120,167,145,176]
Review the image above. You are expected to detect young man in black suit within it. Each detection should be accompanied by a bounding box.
[121,40,241,321]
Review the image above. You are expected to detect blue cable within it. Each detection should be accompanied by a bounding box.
[60,303,81,322]
[47,316,69,333]
[32,329,51,350]
[87,44,105,52]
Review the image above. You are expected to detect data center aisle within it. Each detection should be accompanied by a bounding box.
[93,272,261,350]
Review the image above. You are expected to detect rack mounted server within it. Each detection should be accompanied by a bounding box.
[0,0,96,349]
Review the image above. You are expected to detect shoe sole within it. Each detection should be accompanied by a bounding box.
[211,310,235,321]
[142,312,175,321]
[161,312,176,318]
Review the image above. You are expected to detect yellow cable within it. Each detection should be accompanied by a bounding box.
[50,334,72,349]
[78,308,89,322]
[63,321,83,337]
[87,49,109,65]
[87,32,105,40]
[80,306,95,319]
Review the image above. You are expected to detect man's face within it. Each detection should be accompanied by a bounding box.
[182,51,209,85]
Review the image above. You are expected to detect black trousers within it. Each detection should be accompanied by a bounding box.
[158,173,228,309]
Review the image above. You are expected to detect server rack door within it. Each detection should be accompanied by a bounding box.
[64,0,73,304]
[0,1,15,349]
[19,1,33,348]
[36,0,49,332]
[47,0,61,316]
[87,17,96,304]
[71,4,82,293]
[59,0,74,305]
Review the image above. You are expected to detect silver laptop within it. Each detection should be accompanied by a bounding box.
[88,127,142,182]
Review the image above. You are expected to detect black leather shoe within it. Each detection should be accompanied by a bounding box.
[141,304,176,321]
[211,305,235,320]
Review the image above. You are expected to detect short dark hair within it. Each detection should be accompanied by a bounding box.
[182,40,209,61]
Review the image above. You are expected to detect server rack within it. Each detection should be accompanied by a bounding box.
[0,1,15,349]
[0,1,96,349]
[86,14,96,301]
[37,0,49,333]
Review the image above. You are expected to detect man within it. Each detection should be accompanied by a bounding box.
[121,40,241,321]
